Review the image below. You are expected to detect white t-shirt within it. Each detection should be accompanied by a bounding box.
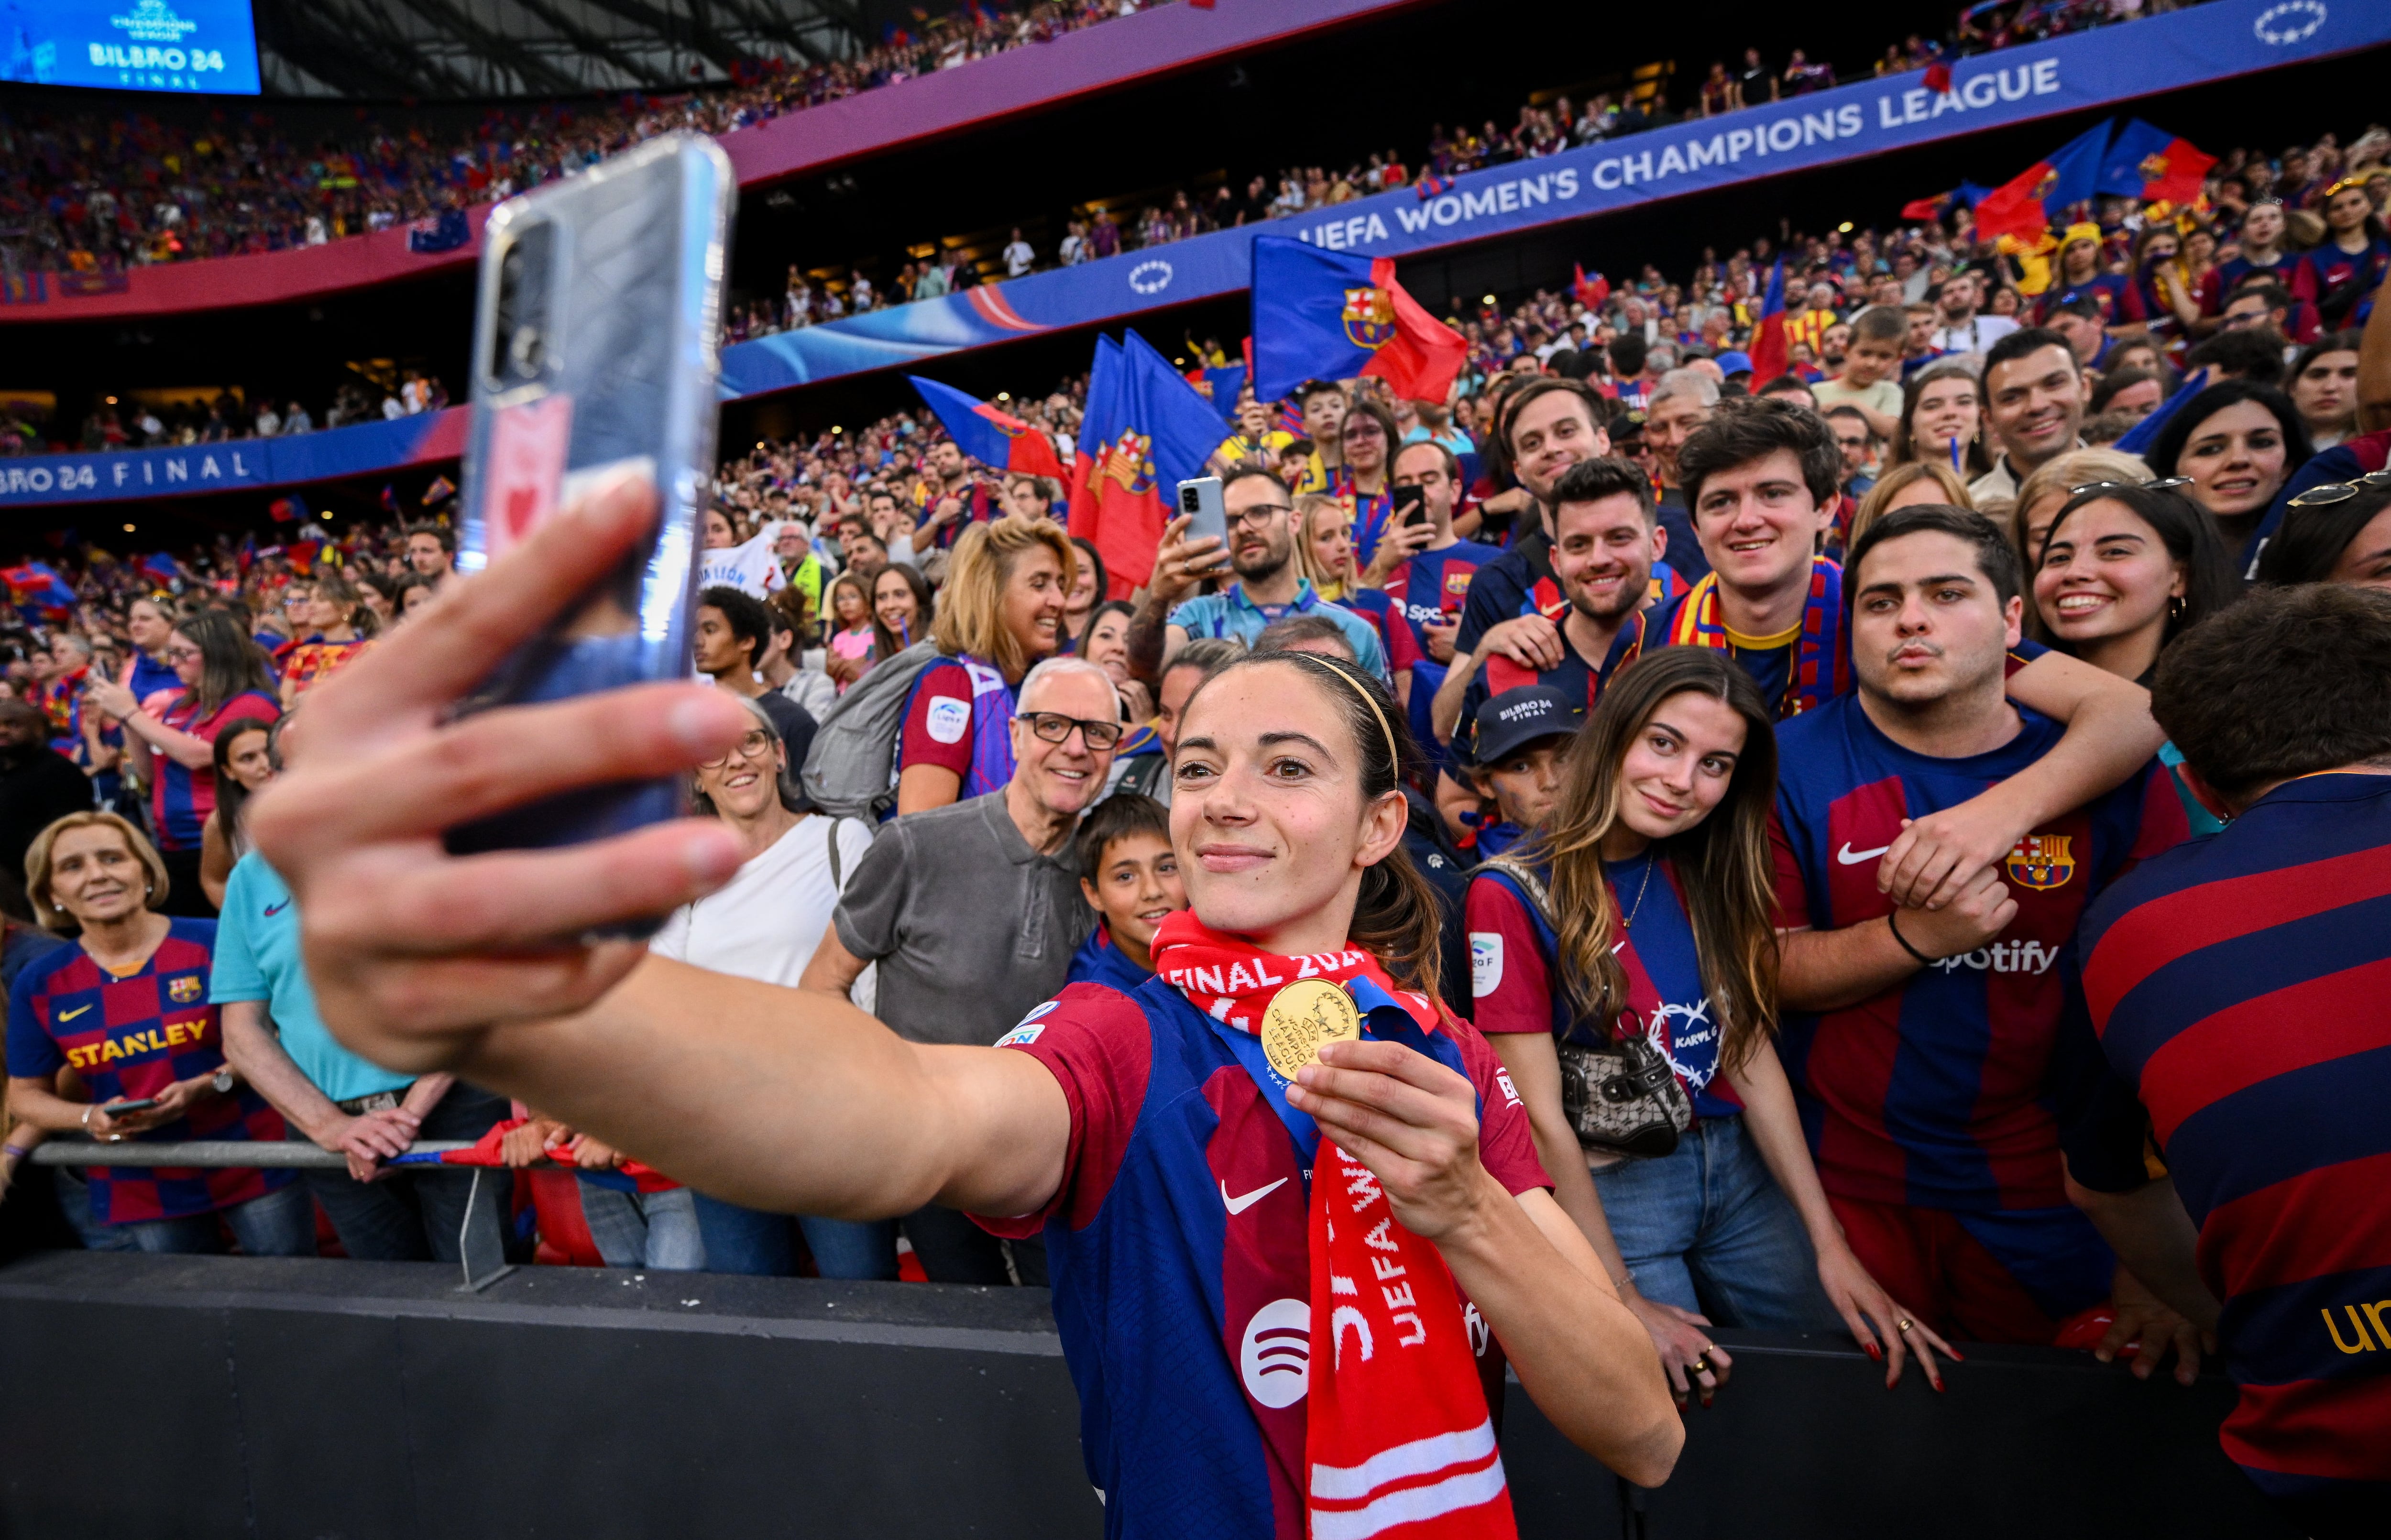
[651,815,878,1011]
[1927,314,2018,356]
[1003,240,1034,277]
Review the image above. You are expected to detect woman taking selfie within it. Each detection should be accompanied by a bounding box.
[893,518,1074,815]
[5,811,311,1256]
[251,477,1683,1532]
[1468,650,1948,1408]
[85,610,279,917]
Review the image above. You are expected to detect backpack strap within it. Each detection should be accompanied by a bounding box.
[1470,855,1556,929]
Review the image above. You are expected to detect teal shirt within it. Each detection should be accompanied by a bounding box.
[209,851,412,1104]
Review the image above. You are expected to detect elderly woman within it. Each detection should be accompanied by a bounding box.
[5,812,311,1255]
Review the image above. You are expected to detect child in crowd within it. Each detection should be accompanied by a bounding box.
[1064,793,1185,990]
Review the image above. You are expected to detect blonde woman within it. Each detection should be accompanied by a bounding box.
[893,516,1075,815]
[2009,446,2152,568]
[1845,460,1973,555]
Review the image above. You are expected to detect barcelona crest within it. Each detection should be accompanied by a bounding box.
[1103,429,1156,496]
[2139,151,2172,182]
[168,974,203,1004]
[2005,834,2075,891]
[2030,166,2061,200]
[1342,286,1396,350]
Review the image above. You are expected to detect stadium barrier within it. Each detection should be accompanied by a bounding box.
[0,1159,2301,1539]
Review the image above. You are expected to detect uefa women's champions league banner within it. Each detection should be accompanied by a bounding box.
[0,0,2379,512]
[718,0,2382,394]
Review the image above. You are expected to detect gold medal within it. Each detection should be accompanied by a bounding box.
[1259,978,1361,1081]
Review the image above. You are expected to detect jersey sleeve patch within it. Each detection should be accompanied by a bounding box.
[1469,933,1503,998]
[973,983,1154,1238]
[924,695,971,745]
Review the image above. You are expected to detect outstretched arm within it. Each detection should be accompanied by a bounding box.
[1876,652,2160,909]
[249,471,1072,1223]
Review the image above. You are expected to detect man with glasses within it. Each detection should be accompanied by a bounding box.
[800,656,1122,1283]
[1129,465,1390,684]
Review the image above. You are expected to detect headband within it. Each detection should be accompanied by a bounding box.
[1322,657,1400,770]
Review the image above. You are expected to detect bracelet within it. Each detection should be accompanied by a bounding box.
[80,1104,95,1129]
[1886,909,1938,967]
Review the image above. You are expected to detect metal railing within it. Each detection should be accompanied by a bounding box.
[27,1139,477,1168]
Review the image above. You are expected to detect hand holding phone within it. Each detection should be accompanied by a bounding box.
[99,1097,158,1117]
[1176,478,1230,573]
[1393,483,1428,531]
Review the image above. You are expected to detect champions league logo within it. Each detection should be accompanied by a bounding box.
[2252,1,2327,45]
[1341,286,1396,350]
[1127,260,1173,295]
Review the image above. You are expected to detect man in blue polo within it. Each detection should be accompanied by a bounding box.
[1129,465,1389,684]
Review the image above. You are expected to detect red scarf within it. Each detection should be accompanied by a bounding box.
[1150,914,1517,1540]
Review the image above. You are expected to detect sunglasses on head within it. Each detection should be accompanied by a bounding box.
[2067,476,2194,497]
[2288,470,2391,509]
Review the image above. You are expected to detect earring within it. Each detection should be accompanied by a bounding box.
[2169,595,2186,622]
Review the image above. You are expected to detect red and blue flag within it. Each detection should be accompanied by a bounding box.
[2096,119,2216,208]
[2,562,77,619]
[907,374,1068,483]
[1571,264,1610,310]
[1250,236,1468,405]
[1078,331,1228,593]
[140,552,186,588]
[1746,257,1789,383]
[1972,122,2113,244]
[1067,334,1125,548]
[267,496,305,524]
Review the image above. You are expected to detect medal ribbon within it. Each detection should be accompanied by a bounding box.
[1146,912,1517,1540]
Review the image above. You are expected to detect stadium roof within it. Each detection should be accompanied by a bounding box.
[251,0,869,99]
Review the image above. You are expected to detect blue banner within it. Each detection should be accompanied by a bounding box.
[0,409,460,510]
[0,0,262,95]
[721,0,2384,400]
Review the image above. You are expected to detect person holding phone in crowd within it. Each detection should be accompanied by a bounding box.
[251,476,1685,1531]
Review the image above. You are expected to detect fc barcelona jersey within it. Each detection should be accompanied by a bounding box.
[1769,695,2185,1213]
[5,920,292,1224]
[979,979,1546,1539]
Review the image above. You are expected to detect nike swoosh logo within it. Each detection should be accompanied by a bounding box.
[263,900,290,916]
[58,1004,91,1021]
[1836,842,1892,866]
[1221,1178,1288,1215]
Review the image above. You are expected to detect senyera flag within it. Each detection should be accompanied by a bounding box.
[1250,235,1468,405]
[2097,119,2216,208]
[1746,257,1789,383]
[908,375,1068,483]
[1971,121,2113,244]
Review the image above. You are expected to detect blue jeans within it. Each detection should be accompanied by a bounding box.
[1590,1115,1841,1330]
[690,1190,899,1281]
[114,1179,318,1257]
[578,1182,706,1271]
[301,1082,513,1266]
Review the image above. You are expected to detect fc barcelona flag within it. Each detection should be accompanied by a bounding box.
[1077,332,1227,593]
[1250,236,1468,404]
[1746,258,1789,384]
[907,375,1068,483]
[1067,334,1125,553]
[1971,122,2112,244]
[2096,120,2216,208]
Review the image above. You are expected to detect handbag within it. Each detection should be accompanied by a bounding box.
[1474,858,1692,1160]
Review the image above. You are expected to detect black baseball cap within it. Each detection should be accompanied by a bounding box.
[1468,684,1581,768]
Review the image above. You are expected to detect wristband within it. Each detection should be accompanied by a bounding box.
[1886,909,1938,966]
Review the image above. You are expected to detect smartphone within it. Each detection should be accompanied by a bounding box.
[99,1098,157,1117]
[1177,477,1229,572]
[1393,483,1427,531]
[447,133,736,904]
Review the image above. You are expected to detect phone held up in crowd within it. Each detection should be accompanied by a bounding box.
[1178,476,1229,574]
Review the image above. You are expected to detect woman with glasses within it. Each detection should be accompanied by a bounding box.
[1473,650,1951,1410]
[84,612,277,917]
[638,698,877,1276]
[1333,397,1400,568]
[2145,380,2314,573]
[893,517,1075,816]
[2256,475,2391,591]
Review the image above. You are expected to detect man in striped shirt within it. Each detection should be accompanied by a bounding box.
[2063,584,2391,1540]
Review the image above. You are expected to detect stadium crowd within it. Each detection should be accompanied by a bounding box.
[0,96,2386,1535]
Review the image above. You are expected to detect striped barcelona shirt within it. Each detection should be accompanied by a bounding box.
[2065,772,2391,1517]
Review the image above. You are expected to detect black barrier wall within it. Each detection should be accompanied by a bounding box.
[0,1252,2299,1540]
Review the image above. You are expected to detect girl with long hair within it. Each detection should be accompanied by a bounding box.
[83,609,278,916]
[2145,380,2314,571]
[870,561,934,659]
[1890,360,1993,481]
[823,571,877,693]
[258,493,1691,1527]
[2030,483,2241,685]
[197,717,278,910]
[895,517,1074,815]
[1471,649,1949,1405]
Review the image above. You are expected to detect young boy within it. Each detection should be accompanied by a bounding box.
[1809,305,1907,444]
[1065,794,1186,990]
[1455,685,1578,859]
